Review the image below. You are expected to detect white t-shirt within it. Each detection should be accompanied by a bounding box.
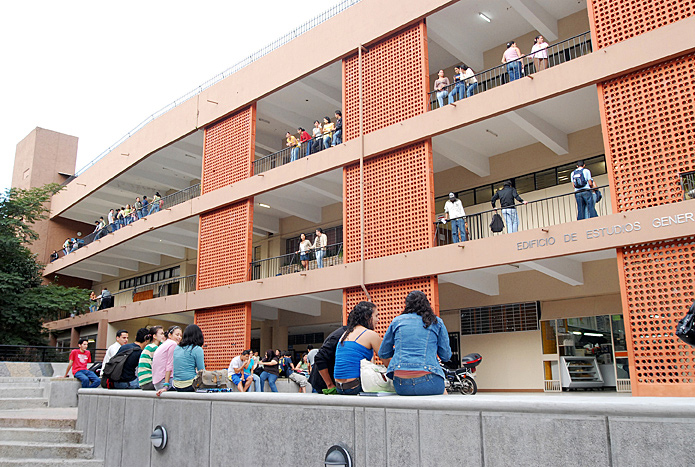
[532,42,549,59]
[307,348,318,366]
[444,199,466,220]
[228,356,244,377]
[102,342,121,366]
[463,68,477,85]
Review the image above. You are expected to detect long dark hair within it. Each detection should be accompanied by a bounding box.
[403,291,436,328]
[179,324,204,348]
[340,301,376,344]
[263,349,275,362]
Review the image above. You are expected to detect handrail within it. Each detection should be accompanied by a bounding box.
[65,0,362,183]
[428,31,592,110]
[249,242,343,280]
[0,345,109,363]
[253,136,332,175]
[112,274,197,307]
[53,184,201,261]
[434,185,610,245]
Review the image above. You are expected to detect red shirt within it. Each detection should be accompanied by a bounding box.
[299,131,311,143]
[70,349,91,373]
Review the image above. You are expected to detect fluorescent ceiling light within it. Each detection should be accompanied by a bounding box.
[479,13,491,23]
[259,203,271,209]
[584,332,604,337]
[572,331,582,335]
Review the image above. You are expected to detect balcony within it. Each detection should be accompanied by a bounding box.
[250,243,343,280]
[681,171,695,200]
[112,274,197,307]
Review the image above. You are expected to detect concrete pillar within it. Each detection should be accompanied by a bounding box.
[70,327,79,348]
[95,319,109,361]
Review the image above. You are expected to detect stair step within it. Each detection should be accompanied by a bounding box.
[0,441,94,459]
[0,459,103,467]
[0,427,82,443]
[0,399,47,410]
[0,417,76,430]
[0,381,45,388]
[1,388,45,398]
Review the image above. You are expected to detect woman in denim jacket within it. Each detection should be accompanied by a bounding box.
[379,291,452,395]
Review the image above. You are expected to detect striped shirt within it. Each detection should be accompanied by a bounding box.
[137,343,159,386]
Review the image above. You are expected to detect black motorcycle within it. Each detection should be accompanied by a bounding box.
[441,353,482,395]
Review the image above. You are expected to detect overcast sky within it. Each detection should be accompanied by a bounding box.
[1,0,345,192]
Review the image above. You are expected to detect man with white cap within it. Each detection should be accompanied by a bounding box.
[442,192,467,242]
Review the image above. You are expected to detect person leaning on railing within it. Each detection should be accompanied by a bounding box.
[312,120,324,153]
[312,228,328,268]
[491,180,527,233]
[448,66,465,104]
[286,131,301,162]
[149,192,162,215]
[298,127,312,157]
[332,110,342,146]
[462,64,478,98]
[531,35,549,72]
[322,116,335,149]
[434,69,450,108]
[501,41,523,81]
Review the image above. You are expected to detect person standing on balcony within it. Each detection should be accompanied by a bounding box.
[531,35,549,72]
[94,217,107,240]
[89,291,98,313]
[64,338,101,388]
[502,41,523,81]
[322,116,335,150]
[296,233,312,270]
[443,192,467,242]
[462,64,478,98]
[134,197,144,219]
[313,228,328,268]
[333,110,342,146]
[286,131,301,162]
[312,120,323,153]
[142,196,149,216]
[448,66,465,104]
[50,250,59,262]
[107,209,116,232]
[491,180,527,233]
[122,204,132,225]
[149,192,162,215]
[572,160,598,220]
[117,207,125,228]
[298,127,312,157]
[434,69,450,108]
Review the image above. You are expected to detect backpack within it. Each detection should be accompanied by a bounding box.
[100,347,135,388]
[490,213,505,233]
[571,168,588,189]
[676,302,695,347]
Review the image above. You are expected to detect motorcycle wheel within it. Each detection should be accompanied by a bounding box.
[459,376,477,395]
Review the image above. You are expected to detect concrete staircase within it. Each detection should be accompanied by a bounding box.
[0,380,103,466]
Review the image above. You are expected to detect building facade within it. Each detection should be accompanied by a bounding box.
[17,0,695,396]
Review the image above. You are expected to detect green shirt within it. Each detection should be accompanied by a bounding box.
[138,343,159,386]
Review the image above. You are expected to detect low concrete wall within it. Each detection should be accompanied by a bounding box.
[0,361,68,377]
[47,378,82,407]
[76,390,695,467]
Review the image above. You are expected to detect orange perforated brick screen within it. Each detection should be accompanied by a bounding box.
[201,105,256,194]
[343,277,439,338]
[343,141,435,262]
[195,304,251,370]
[342,21,428,141]
[197,200,253,289]
[599,54,695,213]
[589,0,694,49]
[618,239,695,396]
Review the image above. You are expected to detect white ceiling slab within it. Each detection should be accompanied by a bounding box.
[506,108,569,155]
[441,270,500,296]
[506,0,558,41]
[435,135,491,177]
[526,257,584,286]
[251,303,280,321]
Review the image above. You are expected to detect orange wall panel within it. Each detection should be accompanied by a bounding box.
[343,277,439,338]
[589,0,695,49]
[201,105,256,194]
[197,200,253,289]
[195,304,251,370]
[342,21,428,141]
[343,141,435,263]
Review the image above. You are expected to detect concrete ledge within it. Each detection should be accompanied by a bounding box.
[47,379,81,407]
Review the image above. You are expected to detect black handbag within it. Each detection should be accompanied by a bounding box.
[676,302,695,347]
[490,213,505,233]
[593,189,603,203]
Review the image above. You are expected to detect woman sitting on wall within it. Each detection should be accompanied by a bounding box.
[379,290,452,396]
[259,349,280,392]
[172,324,205,392]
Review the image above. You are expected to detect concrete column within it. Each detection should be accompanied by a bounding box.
[260,321,273,353]
[70,327,79,348]
[95,319,109,361]
[273,325,288,351]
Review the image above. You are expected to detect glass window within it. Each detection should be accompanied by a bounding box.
[557,163,576,185]
[475,185,493,205]
[586,157,607,178]
[535,169,556,190]
[460,189,475,207]
[515,174,535,194]
[541,320,558,354]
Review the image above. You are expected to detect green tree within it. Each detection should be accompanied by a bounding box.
[0,184,90,345]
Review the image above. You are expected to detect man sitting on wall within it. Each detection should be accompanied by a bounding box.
[308,324,348,394]
[111,328,150,389]
[64,338,101,388]
[102,329,128,372]
[228,350,253,392]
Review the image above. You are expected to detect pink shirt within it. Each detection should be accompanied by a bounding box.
[503,47,521,62]
[152,339,177,384]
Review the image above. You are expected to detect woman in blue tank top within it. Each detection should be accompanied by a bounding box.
[334,301,390,395]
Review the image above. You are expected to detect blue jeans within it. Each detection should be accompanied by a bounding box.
[113,379,140,389]
[247,373,261,392]
[259,371,278,392]
[502,208,519,233]
[74,370,101,388]
[575,190,598,220]
[332,130,342,146]
[448,83,465,104]
[337,382,362,395]
[149,204,160,216]
[393,373,445,396]
[290,147,299,162]
[507,62,521,81]
[436,91,447,108]
[137,209,145,219]
[323,135,332,150]
[466,82,478,97]
[315,249,325,268]
[450,218,466,242]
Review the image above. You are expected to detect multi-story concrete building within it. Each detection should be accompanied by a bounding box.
[16,0,695,396]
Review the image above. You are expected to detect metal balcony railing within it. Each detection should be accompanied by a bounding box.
[435,186,610,246]
[254,138,332,175]
[63,0,362,184]
[680,171,695,201]
[428,31,593,110]
[249,243,343,280]
[53,184,200,261]
[111,274,197,307]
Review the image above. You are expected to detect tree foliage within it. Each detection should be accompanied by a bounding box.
[0,184,90,345]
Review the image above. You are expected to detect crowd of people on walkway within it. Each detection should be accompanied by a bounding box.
[433,36,551,108]
[283,111,342,163]
[52,192,163,261]
[64,290,452,396]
